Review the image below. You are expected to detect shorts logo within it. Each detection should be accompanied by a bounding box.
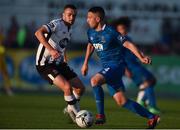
[52,69,58,75]
[104,67,110,72]
[102,67,110,74]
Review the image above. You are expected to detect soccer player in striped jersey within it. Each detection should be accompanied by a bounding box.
[35,4,85,122]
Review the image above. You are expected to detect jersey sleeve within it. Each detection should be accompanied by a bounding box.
[116,32,129,44]
[43,20,57,33]
[87,29,92,44]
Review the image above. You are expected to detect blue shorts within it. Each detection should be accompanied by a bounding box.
[99,64,125,96]
[127,64,155,86]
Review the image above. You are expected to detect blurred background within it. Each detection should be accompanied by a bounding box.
[0,0,180,128]
[0,0,180,96]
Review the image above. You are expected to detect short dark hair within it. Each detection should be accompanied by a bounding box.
[88,6,105,21]
[64,4,77,10]
[111,16,131,31]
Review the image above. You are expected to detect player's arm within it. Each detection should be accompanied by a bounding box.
[81,43,95,76]
[35,26,60,60]
[123,41,151,64]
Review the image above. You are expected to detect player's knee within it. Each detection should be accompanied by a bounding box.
[90,77,99,87]
[76,86,85,96]
[113,93,127,106]
[116,98,127,106]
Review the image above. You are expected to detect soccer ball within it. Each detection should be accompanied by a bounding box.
[75,110,94,128]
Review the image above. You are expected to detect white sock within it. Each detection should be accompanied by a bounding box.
[73,90,81,111]
[64,95,78,114]
[137,90,145,103]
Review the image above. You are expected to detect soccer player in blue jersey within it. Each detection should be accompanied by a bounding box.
[111,17,161,114]
[81,7,160,128]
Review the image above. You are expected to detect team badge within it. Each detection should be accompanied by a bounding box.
[117,35,125,42]
[90,37,93,41]
[49,22,55,28]
[101,36,106,43]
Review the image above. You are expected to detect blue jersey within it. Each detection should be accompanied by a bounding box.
[124,35,154,86]
[123,36,140,68]
[87,25,127,67]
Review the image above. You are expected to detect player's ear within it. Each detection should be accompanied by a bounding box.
[96,17,101,22]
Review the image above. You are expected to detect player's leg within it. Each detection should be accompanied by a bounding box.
[90,73,106,124]
[107,64,160,129]
[56,63,84,122]
[93,65,126,125]
[136,80,149,107]
[142,78,160,114]
[69,77,85,111]
[36,64,78,122]
[108,85,160,129]
[114,92,160,129]
[113,91,155,118]
[59,63,85,111]
[53,75,79,114]
[0,55,13,96]
[135,68,160,114]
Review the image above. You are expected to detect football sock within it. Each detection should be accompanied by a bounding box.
[73,90,80,111]
[64,95,78,114]
[92,85,104,115]
[137,89,146,103]
[145,86,157,107]
[123,99,154,119]
[137,84,147,102]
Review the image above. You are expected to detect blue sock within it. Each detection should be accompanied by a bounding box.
[92,85,104,115]
[145,86,156,107]
[123,99,154,119]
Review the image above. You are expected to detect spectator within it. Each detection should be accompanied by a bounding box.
[5,15,19,48]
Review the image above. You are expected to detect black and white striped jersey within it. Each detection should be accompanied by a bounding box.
[36,18,72,66]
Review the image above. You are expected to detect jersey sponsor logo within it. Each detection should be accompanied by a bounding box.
[101,36,106,43]
[59,38,69,48]
[93,43,103,51]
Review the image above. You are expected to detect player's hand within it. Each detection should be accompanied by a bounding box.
[49,49,61,60]
[140,56,152,64]
[81,64,88,76]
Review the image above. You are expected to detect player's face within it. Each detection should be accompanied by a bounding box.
[63,8,77,26]
[116,25,127,36]
[87,12,100,29]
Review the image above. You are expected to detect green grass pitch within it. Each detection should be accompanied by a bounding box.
[0,94,180,129]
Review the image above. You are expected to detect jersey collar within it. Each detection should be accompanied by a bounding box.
[102,24,106,30]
